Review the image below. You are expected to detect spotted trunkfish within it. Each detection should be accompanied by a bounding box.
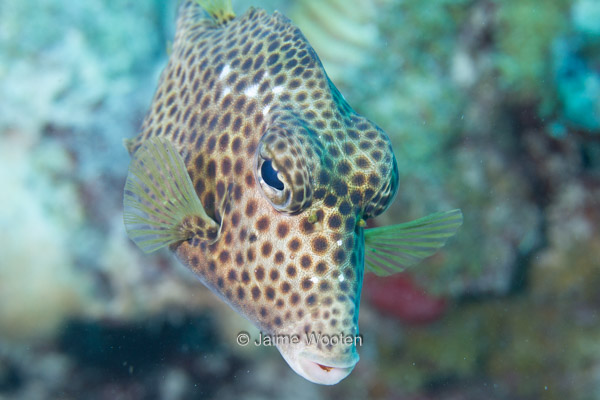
[123,0,463,385]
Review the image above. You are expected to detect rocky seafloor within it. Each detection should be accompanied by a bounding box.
[1,0,599,399]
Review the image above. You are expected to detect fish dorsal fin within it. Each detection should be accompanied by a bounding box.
[123,138,135,155]
[364,209,463,276]
[195,0,235,25]
[123,137,219,253]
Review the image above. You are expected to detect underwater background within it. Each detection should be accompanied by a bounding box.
[1,0,599,398]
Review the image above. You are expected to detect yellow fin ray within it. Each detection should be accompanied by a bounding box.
[123,137,218,253]
[364,209,463,276]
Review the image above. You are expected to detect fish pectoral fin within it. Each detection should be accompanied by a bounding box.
[195,0,235,25]
[364,209,463,276]
[123,137,218,254]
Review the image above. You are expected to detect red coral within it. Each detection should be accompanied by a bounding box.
[363,274,448,324]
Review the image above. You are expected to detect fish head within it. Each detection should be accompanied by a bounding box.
[253,112,399,384]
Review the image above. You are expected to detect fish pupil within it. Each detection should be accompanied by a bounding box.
[261,159,284,190]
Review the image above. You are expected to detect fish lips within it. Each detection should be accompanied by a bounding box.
[277,343,359,385]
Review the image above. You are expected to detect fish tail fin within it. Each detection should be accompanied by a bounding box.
[195,0,235,25]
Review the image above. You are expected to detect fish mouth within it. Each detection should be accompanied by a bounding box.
[295,352,358,385]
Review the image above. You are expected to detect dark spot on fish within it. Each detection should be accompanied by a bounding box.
[274,251,284,264]
[300,218,314,234]
[345,216,356,231]
[256,216,269,231]
[235,252,244,266]
[237,287,245,300]
[301,278,313,290]
[261,242,272,257]
[328,215,342,229]
[300,255,312,269]
[207,136,217,152]
[288,238,301,252]
[216,181,225,198]
[316,262,327,275]
[314,188,326,200]
[290,293,300,305]
[221,158,232,175]
[234,159,244,175]
[245,200,257,217]
[311,237,328,254]
[255,266,265,281]
[368,176,382,193]
[324,194,337,207]
[270,269,279,281]
[227,269,237,282]
[245,172,254,187]
[286,265,296,277]
[265,287,276,300]
[333,180,348,197]
[334,249,346,264]
[339,281,350,293]
[276,222,289,238]
[266,53,279,66]
[339,201,352,216]
[319,281,330,292]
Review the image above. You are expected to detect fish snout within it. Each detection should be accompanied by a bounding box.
[276,336,359,385]
[296,352,358,385]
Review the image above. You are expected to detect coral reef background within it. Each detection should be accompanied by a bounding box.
[1,0,599,399]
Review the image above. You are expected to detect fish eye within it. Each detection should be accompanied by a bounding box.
[260,159,284,190]
[257,154,296,213]
[256,132,313,214]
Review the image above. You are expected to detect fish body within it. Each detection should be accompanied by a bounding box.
[124,0,462,385]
